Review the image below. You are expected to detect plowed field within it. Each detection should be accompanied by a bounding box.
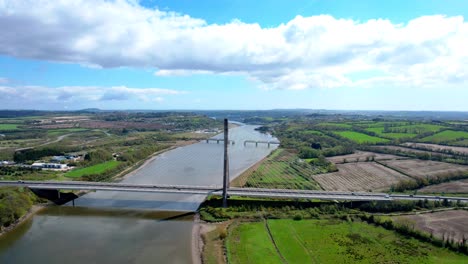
[378,159,468,179]
[312,162,411,191]
[393,210,468,242]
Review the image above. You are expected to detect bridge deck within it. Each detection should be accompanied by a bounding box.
[1,181,467,202]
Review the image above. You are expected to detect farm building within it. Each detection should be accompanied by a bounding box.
[31,162,68,170]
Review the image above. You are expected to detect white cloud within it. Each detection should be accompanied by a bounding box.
[0,1,467,90]
[0,77,9,84]
[0,85,183,107]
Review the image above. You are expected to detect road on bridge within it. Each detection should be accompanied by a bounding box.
[1,180,467,203]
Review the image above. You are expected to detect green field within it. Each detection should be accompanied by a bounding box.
[232,149,322,190]
[47,128,88,136]
[395,124,445,133]
[316,122,352,128]
[357,121,409,128]
[226,219,467,264]
[0,124,19,130]
[65,160,120,178]
[422,130,468,143]
[365,127,418,139]
[334,131,388,144]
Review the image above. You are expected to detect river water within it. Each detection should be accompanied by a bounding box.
[0,125,277,264]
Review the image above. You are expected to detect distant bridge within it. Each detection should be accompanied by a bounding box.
[244,140,281,147]
[1,181,467,203]
[205,138,235,144]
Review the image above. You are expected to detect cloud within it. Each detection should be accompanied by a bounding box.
[0,77,9,84]
[0,84,183,108]
[0,1,467,90]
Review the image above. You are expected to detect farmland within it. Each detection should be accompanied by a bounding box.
[419,179,468,194]
[402,142,468,155]
[0,111,227,184]
[226,219,467,264]
[334,131,388,144]
[365,127,418,139]
[326,151,405,164]
[0,124,19,130]
[312,162,411,191]
[378,159,468,180]
[373,145,452,157]
[422,130,468,144]
[231,149,322,190]
[392,210,468,243]
[65,160,121,178]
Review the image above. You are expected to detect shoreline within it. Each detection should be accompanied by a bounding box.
[191,213,223,264]
[0,205,46,238]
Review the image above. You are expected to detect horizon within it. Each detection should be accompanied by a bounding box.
[2,108,468,113]
[1,0,468,111]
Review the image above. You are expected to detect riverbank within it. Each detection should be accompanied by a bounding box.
[0,205,45,238]
[192,213,228,264]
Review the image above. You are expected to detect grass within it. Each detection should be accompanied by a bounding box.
[334,131,389,144]
[365,127,418,139]
[46,128,88,136]
[202,225,228,264]
[0,124,19,130]
[316,122,352,128]
[226,219,468,264]
[227,222,284,264]
[396,124,446,133]
[422,130,468,143]
[65,160,120,178]
[358,121,409,128]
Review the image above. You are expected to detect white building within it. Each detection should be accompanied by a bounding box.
[31,162,68,170]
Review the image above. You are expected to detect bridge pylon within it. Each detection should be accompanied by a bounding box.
[222,118,229,208]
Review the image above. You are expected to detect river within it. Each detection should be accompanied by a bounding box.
[0,125,277,263]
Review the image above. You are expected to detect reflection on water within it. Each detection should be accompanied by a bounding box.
[0,125,277,263]
[0,207,193,264]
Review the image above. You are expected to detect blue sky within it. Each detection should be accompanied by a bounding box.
[0,0,467,110]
